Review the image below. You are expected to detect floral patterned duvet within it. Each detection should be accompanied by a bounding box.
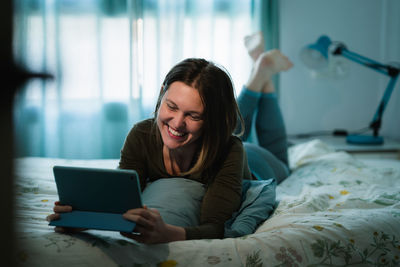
[14,140,400,267]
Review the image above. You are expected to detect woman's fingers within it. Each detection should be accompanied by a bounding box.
[46,202,71,223]
[125,207,159,219]
[53,205,72,213]
[124,208,153,221]
[123,208,162,231]
[148,208,160,215]
[121,207,169,244]
[123,212,155,230]
[46,213,60,222]
[47,201,86,234]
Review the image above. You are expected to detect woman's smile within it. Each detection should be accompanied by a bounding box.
[167,125,187,139]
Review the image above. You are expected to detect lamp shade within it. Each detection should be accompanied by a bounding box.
[300,35,332,70]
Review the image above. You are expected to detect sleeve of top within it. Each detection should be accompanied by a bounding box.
[184,138,245,239]
[118,124,149,189]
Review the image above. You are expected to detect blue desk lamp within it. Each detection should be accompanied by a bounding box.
[300,35,400,145]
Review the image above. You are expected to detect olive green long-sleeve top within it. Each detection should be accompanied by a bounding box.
[118,119,253,240]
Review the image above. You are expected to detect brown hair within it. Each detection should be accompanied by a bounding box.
[153,58,243,175]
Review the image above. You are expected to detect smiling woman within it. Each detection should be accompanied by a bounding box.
[117,58,249,242]
[47,57,250,243]
[47,47,293,243]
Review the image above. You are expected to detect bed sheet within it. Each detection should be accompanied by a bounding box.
[14,140,400,266]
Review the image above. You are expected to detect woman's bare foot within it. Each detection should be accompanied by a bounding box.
[244,32,265,62]
[245,49,293,93]
[262,80,276,93]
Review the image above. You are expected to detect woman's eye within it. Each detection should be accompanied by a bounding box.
[167,104,177,110]
[189,114,202,121]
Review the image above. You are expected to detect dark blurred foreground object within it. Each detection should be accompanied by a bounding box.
[1,1,52,266]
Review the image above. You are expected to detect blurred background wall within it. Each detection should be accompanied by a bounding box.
[279,0,400,140]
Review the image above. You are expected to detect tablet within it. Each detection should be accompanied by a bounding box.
[49,165,143,232]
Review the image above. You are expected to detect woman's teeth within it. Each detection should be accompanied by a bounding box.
[169,126,184,137]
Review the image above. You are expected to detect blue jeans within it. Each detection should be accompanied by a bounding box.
[237,87,289,184]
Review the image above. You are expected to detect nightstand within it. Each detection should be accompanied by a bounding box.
[289,136,400,160]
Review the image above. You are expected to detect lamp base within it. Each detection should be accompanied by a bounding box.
[346,135,384,145]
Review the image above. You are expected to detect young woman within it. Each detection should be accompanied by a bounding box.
[47,33,293,244]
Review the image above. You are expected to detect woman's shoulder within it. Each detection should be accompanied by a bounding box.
[228,135,244,150]
[126,118,158,145]
[132,118,155,133]
[216,136,245,164]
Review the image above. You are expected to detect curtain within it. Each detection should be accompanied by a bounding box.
[13,0,276,159]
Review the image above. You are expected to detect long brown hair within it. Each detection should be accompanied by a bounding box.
[153,58,243,175]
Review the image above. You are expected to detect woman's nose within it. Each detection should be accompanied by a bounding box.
[172,113,186,128]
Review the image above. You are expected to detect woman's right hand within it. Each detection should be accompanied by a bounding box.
[46,201,87,233]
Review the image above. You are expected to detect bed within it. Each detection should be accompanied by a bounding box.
[14,139,400,266]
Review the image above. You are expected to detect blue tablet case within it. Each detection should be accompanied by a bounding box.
[49,166,142,232]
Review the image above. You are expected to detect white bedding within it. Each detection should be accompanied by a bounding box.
[14,140,400,266]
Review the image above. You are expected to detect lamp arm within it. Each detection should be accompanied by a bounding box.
[333,44,400,137]
[333,45,396,76]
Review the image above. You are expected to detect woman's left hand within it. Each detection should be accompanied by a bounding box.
[121,205,184,244]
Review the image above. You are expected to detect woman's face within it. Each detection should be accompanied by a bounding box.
[157,81,204,152]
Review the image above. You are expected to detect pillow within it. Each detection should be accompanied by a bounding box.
[141,178,205,227]
[141,177,276,238]
[224,178,276,238]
